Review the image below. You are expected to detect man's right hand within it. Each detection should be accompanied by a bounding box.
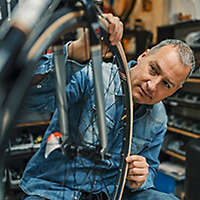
[68,13,123,62]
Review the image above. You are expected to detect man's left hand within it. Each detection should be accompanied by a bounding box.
[126,155,149,189]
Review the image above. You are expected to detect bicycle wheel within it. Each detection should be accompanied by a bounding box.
[22,6,133,200]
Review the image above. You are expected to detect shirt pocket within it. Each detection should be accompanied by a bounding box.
[32,72,55,94]
[131,136,151,155]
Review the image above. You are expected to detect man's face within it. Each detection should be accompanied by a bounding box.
[130,45,191,105]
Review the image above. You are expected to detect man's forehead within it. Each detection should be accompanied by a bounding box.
[152,46,182,65]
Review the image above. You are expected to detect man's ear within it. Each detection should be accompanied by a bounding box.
[137,49,150,63]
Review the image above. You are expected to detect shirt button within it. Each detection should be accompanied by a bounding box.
[37,84,42,88]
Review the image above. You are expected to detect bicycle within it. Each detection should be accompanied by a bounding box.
[0,0,133,199]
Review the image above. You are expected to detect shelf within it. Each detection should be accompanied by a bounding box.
[16,120,50,128]
[5,149,35,160]
[168,126,200,139]
[187,78,200,83]
[165,98,200,107]
[164,150,186,161]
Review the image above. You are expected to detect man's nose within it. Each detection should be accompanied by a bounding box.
[146,77,161,93]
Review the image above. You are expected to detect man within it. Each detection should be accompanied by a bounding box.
[19,14,195,200]
[123,40,194,199]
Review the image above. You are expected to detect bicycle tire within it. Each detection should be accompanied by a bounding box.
[104,0,136,24]
[120,0,136,24]
[22,7,133,200]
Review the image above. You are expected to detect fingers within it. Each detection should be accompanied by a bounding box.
[128,167,148,176]
[126,155,147,162]
[103,13,123,45]
[126,156,149,169]
[126,155,149,189]
[127,172,148,182]
[126,168,149,182]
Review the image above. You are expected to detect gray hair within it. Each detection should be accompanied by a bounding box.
[149,39,195,80]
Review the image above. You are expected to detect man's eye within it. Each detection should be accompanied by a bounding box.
[163,80,170,88]
[150,65,157,75]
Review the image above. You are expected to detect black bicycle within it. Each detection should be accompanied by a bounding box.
[0,1,133,199]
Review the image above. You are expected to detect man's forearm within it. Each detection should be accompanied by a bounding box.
[68,35,90,63]
[68,38,111,63]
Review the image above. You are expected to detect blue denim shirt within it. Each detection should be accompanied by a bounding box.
[20,45,168,199]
